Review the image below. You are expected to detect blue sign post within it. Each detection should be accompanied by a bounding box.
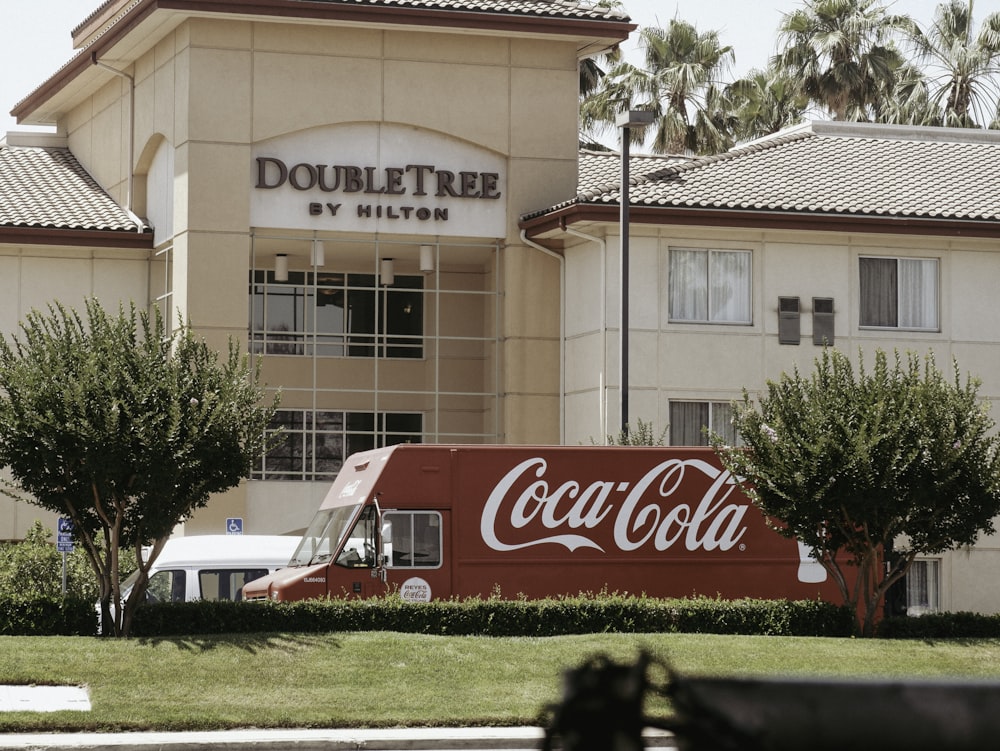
[57,517,74,552]
[57,517,73,594]
[226,518,244,535]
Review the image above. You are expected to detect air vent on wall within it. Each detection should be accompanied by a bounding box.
[778,296,800,345]
[813,297,834,346]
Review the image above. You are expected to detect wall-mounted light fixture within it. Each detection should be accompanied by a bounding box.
[380,258,395,285]
[419,244,435,274]
[311,241,325,268]
[275,253,289,282]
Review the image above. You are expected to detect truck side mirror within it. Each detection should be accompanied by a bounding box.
[381,520,393,567]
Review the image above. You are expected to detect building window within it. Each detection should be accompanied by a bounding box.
[250,271,423,358]
[253,409,422,481]
[669,248,752,324]
[906,559,940,616]
[669,401,738,446]
[385,511,442,569]
[859,256,938,330]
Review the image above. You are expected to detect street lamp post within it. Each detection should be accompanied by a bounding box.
[616,110,654,440]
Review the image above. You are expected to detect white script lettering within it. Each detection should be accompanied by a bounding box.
[481,457,748,554]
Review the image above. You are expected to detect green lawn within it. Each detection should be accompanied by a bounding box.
[2,632,1000,732]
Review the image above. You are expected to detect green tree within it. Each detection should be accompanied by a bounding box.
[774,0,912,121]
[0,300,277,637]
[602,418,667,446]
[578,1,626,150]
[712,349,1000,637]
[582,18,736,154]
[727,64,810,143]
[903,0,1000,128]
[877,61,946,125]
[0,520,113,601]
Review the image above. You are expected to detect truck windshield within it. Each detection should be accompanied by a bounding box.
[289,503,362,566]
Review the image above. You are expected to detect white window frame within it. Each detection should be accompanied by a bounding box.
[668,248,752,325]
[859,255,939,331]
[384,511,443,570]
[669,401,739,447]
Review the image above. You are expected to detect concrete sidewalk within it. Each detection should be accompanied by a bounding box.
[0,726,677,751]
[1,727,540,751]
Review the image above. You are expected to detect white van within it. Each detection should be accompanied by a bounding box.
[121,535,299,604]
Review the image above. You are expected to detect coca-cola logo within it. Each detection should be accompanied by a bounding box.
[480,457,748,554]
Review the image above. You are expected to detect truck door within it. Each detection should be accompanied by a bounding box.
[327,504,382,598]
[380,510,450,602]
[326,506,450,600]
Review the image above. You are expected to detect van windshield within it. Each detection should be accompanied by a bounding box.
[290,503,363,566]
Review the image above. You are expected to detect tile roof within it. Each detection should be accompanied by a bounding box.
[577,149,690,197]
[293,0,630,21]
[0,145,144,233]
[533,122,1000,225]
[74,0,629,37]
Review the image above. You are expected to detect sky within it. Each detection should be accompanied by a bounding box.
[0,0,953,140]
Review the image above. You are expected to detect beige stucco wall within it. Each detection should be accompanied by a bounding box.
[563,224,1000,443]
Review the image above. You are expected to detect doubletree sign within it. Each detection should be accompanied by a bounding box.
[255,158,501,220]
[250,124,508,237]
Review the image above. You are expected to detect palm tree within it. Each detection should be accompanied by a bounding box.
[774,0,913,121]
[877,61,945,126]
[904,0,1000,128]
[727,64,810,143]
[579,48,623,150]
[581,19,737,155]
[578,0,625,150]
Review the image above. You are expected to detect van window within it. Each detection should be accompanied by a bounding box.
[199,568,269,601]
[146,569,186,603]
[386,511,441,568]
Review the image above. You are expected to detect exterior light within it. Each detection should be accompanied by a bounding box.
[419,244,435,274]
[311,241,325,268]
[380,258,395,285]
[274,253,289,282]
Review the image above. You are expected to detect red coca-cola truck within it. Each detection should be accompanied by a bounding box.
[242,444,837,603]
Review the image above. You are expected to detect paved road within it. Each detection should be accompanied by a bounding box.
[0,727,678,751]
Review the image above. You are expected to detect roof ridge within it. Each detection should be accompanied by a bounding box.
[633,127,817,185]
[577,151,693,201]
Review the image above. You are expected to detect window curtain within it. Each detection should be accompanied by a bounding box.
[669,249,708,321]
[670,402,710,445]
[669,402,736,446]
[898,259,938,329]
[906,559,940,614]
[859,257,898,327]
[709,402,738,446]
[669,249,750,323]
[709,251,751,323]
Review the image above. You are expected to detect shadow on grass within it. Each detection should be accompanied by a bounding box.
[136,631,341,653]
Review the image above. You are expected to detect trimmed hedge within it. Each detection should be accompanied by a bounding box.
[878,612,1000,639]
[12,592,1000,640]
[129,594,856,638]
[0,595,96,636]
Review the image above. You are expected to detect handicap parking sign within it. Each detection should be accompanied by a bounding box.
[57,517,74,552]
[226,518,243,535]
